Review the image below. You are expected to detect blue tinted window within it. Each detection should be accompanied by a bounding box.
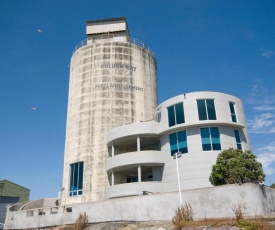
[229,102,237,122]
[169,133,178,155]
[167,103,185,127]
[234,130,242,150]
[178,131,188,154]
[197,99,216,120]
[200,128,212,151]
[175,103,185,124]
[197,100,207,120]
[169,130,188,156]
[200,127,221,151]
[210,127,221,150]
[168,106,176,127]
[207,100,217,120]
[70,162,84,196]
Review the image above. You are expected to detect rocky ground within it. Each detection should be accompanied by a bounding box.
[48,218,275,230]
[33,215,275,230]
[83,220,275,230]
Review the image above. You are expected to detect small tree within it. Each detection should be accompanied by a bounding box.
[270,183,275,189]
[209,148,265,185]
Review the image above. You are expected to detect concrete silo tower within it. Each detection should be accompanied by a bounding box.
[61,17,157,205]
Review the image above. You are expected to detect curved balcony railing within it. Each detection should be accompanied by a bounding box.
[106,150,165,171]
[106,181,164,199]
[72,35,154,56]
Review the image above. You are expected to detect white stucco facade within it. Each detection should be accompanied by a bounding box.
[106,91,251,198]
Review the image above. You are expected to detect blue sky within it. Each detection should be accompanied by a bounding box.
[0,0,274,199]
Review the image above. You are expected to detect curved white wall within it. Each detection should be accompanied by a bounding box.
[106,91,251,198]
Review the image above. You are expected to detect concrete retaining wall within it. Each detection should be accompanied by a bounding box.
[5,183,275,229]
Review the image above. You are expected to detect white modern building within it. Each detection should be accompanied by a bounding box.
[106,91,250,198]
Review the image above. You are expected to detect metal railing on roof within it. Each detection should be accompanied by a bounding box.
[72,35,154,56]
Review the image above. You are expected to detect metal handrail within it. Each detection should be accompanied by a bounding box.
[72,35,153,56]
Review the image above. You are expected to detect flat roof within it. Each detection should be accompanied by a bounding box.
[86,17,127,24]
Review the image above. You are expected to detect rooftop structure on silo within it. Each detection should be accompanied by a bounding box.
[86,17,130,42]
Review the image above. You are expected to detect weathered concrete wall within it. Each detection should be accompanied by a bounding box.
[5,184,275,229]
[62,38,157,205]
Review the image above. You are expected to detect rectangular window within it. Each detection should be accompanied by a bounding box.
[167,103,185,127]
[197,99,217,120]
[156,112,161,123]
[234,130,242,150]
[200,127,221,151]
[169,130,188,156]
[229,102,237,122]
[69,162,84,196]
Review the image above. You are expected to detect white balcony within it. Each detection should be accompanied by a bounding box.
[106,181,164,199]
[106,151,165,171]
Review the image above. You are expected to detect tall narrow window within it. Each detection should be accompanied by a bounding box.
[167,103,185,127]
[169,130,188,155]
[200,127,221,151]
[229,102,237,122]
[234,130,242,150]
[69,162,84,196]
[197,99,217,120]
[156,112,161,123]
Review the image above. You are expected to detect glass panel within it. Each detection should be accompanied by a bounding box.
[230,103,237,122]
[202,144,212,151]
[168,106,176,127]
[229,103,235,114]
[79,162,84,190]
[234,130,242,150]
[177,131,188,153]
[232,114,237,122]
[212,144,221,150]
[234,130,241,143]
[175,103,185,124]
[201,128,210,144]
[207,100,217,120]
[197,100,207,120]
[73,163,79,189]
[201,128,211,151]
[70,164,74,192]
[210,127,221,150]
[210,127,220,144]
[169,133,178,155]
[237,143,242,150]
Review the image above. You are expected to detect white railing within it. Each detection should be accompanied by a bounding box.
[72,35,153,56]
